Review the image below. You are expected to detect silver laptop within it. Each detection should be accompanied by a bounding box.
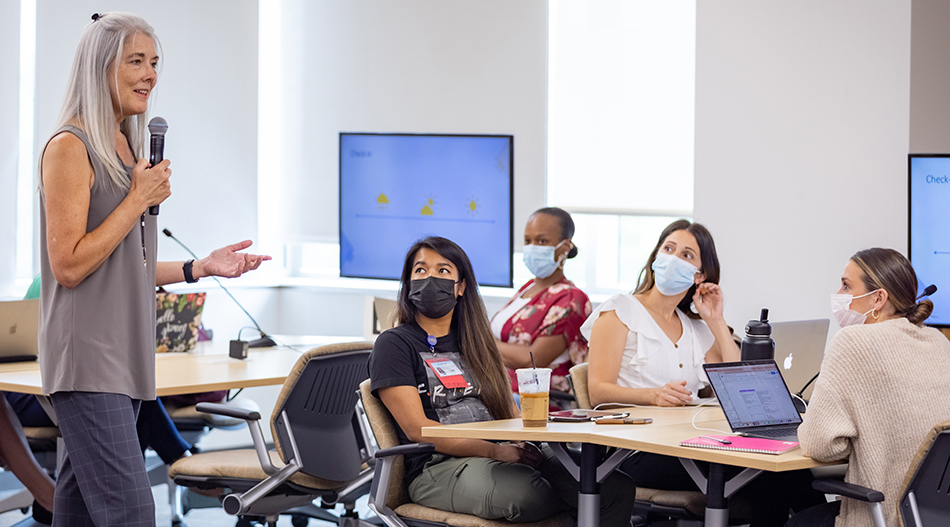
[0,299,40,363]
[770,319,829,398]
[703,360,802,441]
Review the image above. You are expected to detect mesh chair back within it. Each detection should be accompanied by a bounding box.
[900,420,950,526]
[359,379,411,510]
[569,363,591,409]
[270,341,373,482]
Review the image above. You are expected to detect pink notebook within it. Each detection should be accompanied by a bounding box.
[680,435,799,455]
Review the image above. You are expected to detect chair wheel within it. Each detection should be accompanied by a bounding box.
[235,518,254,527]
[172,520,186,527]
[291,516,309,527]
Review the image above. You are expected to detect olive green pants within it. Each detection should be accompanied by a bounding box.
[408,445,636,527]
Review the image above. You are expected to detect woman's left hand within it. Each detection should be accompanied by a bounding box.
[196,240,272,279]
[692,282,725,322]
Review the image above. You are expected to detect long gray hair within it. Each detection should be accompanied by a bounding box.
[46,12,161,191]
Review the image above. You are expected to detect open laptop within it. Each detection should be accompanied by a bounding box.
[770,319,829,398]
[703,360,802,441]
[0,299,40,363]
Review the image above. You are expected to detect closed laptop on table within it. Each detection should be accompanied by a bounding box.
[0,299,39,363]
[770,319,829,398]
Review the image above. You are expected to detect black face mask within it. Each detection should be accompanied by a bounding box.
[409,276,458,319]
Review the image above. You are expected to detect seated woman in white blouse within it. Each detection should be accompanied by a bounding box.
[583,220,738,408]
[582,219,823,527]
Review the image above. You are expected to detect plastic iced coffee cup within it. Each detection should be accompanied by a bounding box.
[516,368,551,427]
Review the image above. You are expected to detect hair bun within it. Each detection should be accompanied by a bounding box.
[907,299,934,326]
[567,244,578,259]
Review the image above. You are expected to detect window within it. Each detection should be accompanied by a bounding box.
[548,0,696,294]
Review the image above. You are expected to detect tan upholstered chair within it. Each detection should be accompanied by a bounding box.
[568,362,750,523]
[170,342,376,527]
[0,426,60,516]
[359,379,573,527]
[569,363,593,410]
[158,398,261,525]
[813,420,950,527]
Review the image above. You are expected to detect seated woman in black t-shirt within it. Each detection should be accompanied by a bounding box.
[368,236,635,526]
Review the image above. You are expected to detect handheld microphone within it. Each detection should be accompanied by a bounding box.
[162,228,276,349]
[148,117,168,216]
[918,284,937,300]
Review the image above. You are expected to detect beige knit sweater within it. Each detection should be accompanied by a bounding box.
[798,317,950,527]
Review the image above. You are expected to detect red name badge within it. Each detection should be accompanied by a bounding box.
[425,358,470,389]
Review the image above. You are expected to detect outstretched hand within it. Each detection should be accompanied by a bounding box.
[196,240,271,279]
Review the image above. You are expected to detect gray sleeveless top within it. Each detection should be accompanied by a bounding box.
[38,125,158,400]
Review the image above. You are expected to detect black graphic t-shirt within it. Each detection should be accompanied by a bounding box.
[369,322,494,482]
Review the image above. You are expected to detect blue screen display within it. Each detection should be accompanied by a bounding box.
[909,155,950,326]
[339,134,513,287]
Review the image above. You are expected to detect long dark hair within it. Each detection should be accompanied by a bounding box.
[851,248,933,325]
[634,219,721,319]
[394,237,515,420]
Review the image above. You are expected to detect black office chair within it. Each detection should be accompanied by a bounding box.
[812,420,950,527]
[169,341,376,527]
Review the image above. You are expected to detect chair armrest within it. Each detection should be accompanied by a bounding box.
[370,442,435,527]
[196,402,261,421]
[813,478,884,502]
[375,443,435,459]
[197,402,275,477]
[550,389,574,403]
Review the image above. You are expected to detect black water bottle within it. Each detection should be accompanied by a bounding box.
[741,308,774,361]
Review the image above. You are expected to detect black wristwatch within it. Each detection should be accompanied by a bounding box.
[183,259,199,283]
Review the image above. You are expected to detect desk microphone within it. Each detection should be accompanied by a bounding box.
[918,284,937,300]
[162,228,276,350]
[147,117,167,216]
[792,370,821,413]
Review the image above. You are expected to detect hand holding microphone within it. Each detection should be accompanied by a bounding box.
[147,116,169,215]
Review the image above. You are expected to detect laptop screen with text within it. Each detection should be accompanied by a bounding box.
[705,361,802,432]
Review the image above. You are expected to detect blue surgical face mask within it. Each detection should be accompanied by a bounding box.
[523,240,568,279]
[651,252,699,296]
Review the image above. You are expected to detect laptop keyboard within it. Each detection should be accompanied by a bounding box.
[744,427,798,439]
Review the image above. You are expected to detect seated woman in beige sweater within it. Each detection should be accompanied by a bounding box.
[788,248,950,527]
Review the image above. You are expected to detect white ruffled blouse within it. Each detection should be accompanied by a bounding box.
[580,294,714,399]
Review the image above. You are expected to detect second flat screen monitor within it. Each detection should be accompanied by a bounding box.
[339,133,513,287]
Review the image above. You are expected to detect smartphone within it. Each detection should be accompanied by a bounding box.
[548,410,631,422]
[593,417,653,425]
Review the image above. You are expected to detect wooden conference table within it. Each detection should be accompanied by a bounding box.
[423,405,838,527]
[0,335,359,396]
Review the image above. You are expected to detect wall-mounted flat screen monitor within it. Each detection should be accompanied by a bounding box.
[339,133,513,287]
[909,154,950,326]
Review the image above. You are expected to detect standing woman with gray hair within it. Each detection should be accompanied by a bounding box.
[39,13,269,525]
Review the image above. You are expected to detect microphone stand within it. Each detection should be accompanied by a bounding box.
[792,371,820,413]
[163,229,275,348]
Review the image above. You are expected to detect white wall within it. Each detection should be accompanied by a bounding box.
[0,2,20,293]
[694,1,911,330]
[910,0,950,152]
[270,0,548,247]
[33,1,259,266]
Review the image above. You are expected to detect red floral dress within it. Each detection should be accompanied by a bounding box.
[496,277,592,409]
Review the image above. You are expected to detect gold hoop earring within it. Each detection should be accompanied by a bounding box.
[871,309,880,320]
